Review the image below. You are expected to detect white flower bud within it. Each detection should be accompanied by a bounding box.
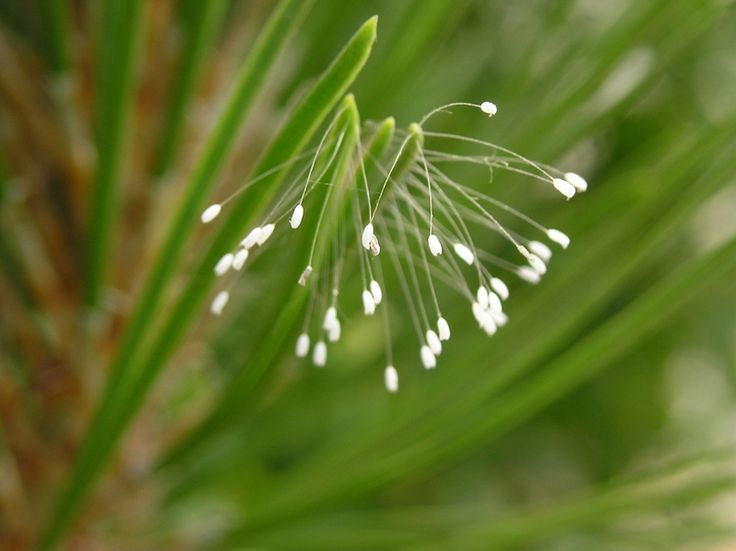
[233,248,249,270]
[480,101,497,116]
[528,240,552,263]
[528,254,547,275]
[428,234,443,256]
[564,172,588,192]
[323,306,337,330]
[420,345,436,369]
[426,329,442,356]
[369,234,381,256]
[290,204,304,229]
[327,319,341,342]
[384,365,399,393]
[517,266,541,284]
[487,291,503,314]
[370,280,382,305]
[361,223,374,250]
[256,223,275,246]
[453,243,475,265]
[241,227,261,249]
[214,253,234,276]
[476,286,489,309]
[546,228,570,249]
[313,341,327,367]
[490,277,509,300]
[362,289,376,316]
[210,290,229,316]
[552,177,576,199]
[295,333,310,358]
[298,265,313,286]
[437,317,451,341]
[201,203,221,224]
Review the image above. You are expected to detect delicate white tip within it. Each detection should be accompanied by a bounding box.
[517,266,541,284]
[437,317,451,341]
[480,101,498,116]
[327,319,341,342]
[564,172,588,192]
[323,306,337,330]
[370,280,383,305]
[453,243,475,265]
[233,248,249,270]
[527,254,547,275]
[256,223,275,246]
[241,227,261,249]
[214,253,234,276]
[546,228,570,249]
[490,277,509,301]
[361,223,374,250]
[426,329,442,356]
[295,333,310,358]
[313,341,327,367]
[528,241,552,263]
[362,289,376,316]
[476,286,489,309]
[491,310,509,327]
[428,234,443,256]
[420,345,436,369]
[369,235,381,257]
[552,177,576,199]
[290,204,304,229]
[201,204,221,224]
[488,291,503,314]
[384,365,399,393]
[210,290,229,316]
[298,265,313,286]
[472,302,497,335]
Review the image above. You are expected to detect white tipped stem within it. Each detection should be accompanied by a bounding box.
[552,177,576,199]
[369,234,381,257]
[327,319,341,342]
[528,241,552,263]
[527,254,547,275]
[476,286,489,309]
[490,277,509,300]
[323,306,337,330]
[362,289,376,316]
[256,223,275,246]
[313,341,327,367]
[384,365,399,393]
[295,333,310,358]
[437,317,451,341]
[361,223,374,250]
[214,253,234,276]
[426,329,442,356]
[564,172,588,192]
[201,204,221,224]
[488,291,503,314]
[370,280,383,305]
[547,228,570,249]
[233,248,249,270]
[210,290,229,316]
[298,265,313,286]
[428,234,443,256]
[480,101,497,116]
[241,227,261,249]
[453,243,475,265]
[420,345,436,369]
[517,266,541,284]
[290,204,304,229]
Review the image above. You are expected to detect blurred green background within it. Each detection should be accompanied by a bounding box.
[1,0,736,549]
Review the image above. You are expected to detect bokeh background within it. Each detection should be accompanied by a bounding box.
[1,0,736,549]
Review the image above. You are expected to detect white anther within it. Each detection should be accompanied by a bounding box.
[298,265,313,286]
[491,310,509,327]
[361,223,374,250]
[420,345,436,369]
[256,223,275,246]
[201,204,221,224]
[453,243,475,265]
[210,290,229,316]
[370,280,383,305]
[480,101,498,116]
[313,341,327,367]
[214,253,234,276]
[241,227,261,249]
[528,241,552,263]
[384,365,399,393]
[369,234,381,256]
[490,277,509,301]
[487,291,503,314]
[426,329,442,356]
[517,266,541,284]
[290,204,304,229]
[362,289,376,316]
[233,248,249,270]
[295,333,310,358]
[481,312,497,336]
[327,319,341,342]
[323,306,337,330]
[528,254,547,275]
[564,172,588,192]
[547,228,570,249]
[428,234,443,256]
[477,286,490,309]
[437,317,451,341]
[552,177,576,199]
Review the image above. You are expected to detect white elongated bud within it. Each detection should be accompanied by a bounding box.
[313,341,327,367]
[420,345,436,369]
[323,306,337,330]
[490,277,509,300]
[241,227,261,249]
[369,235,381,256]
[437,317,451,341]
[298,265,313,286]
[491,310,509,327]
[214,253,234,276]
[426,329,442,356]
[453,243,475,265]
[528,240,552,263]
[256,223,275,246]
[428,234,443,256]
[362,289,376,316]
[564,172,588,192]
[384,365,399,393]
[476,286,489,309]
[233,248,249,270]
[488,291,503,314]
[547,228,570,249]
[517,266,541,284]
[361,223,374,250]
[480,101,498,116]
[481,312,497,336]
[370,280,383,305]
[295,333,310,358]
[327,319,341,342]
[290,204,304,229]
[472,301,486,326]
[528,254,547,275]
[201,203,221,224]
[552,177,576,199]
[210,290,229,316]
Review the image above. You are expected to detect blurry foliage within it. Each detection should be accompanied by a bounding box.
[1,0,736,549]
